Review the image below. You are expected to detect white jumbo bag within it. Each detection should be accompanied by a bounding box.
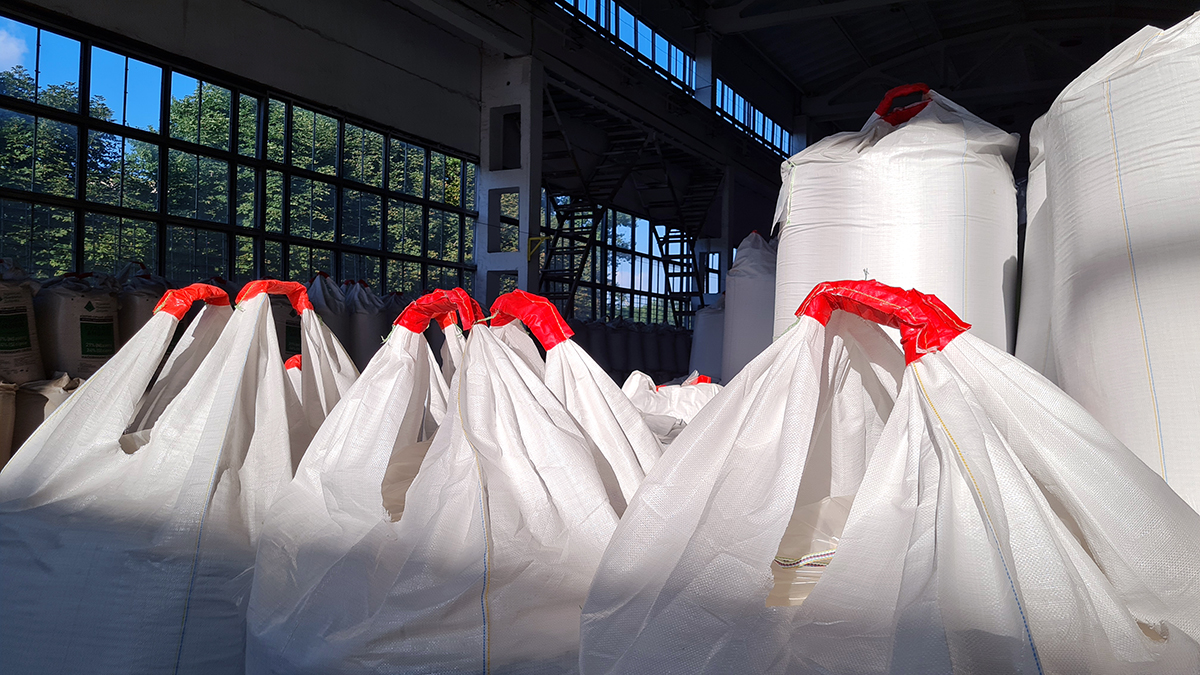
[0,259,43,384]
[0,280,354,674]
[307,272,352,349]
[248,290,621,674]
[723,232,777,379]
[1022,14,1200,509]
[285,353,303,404]
[34,272,121,378]
[772,84,1018,351]
[343,280,391,370]
[620,370,722,445]
[494,290,662,508]
[688,295,724,382]
[116,262,170,347]
[1014,114,1055,380]
[581,279,1200,675]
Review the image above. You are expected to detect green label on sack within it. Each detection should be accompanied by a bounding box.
[0,308,32,352]
[80,317,116,357]
[285,323,302,356]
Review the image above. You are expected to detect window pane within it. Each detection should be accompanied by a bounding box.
[236,165,255,228]
[199,82,231,150]
[618,8,635,47]
[287,243,332,282]
[341,188,381,249]
[231,235,253,282]
[385,259,421,295]
[655,35,669,69]
[614,211,632,250]
[427,264,457,291]
[339,253,380,289]
[263,238,282,278]
[35,118,77,197]
[634,217,649,254]
[428,151,445,203]
[425,207,443,260]
[0,19,37,102]
[388,139,425,197]
[168,149,228,223]
[87,130,121,206]
[342,123,383,187]
[169,72,199,143]
[290,106,337,175]
[288,176,334,241]
[433,210,460,262]
[443,156,462,207]
[84,212,156,273]
[166,225,226,285]
[637,21,653,59]
[266,98,285,163]
[123,138,158,211]
[238,94,258,157]
[0,108,34,191]
[265,170,282,233]
[37,30,80,112]
[89,47,124,124]
[464,217,475,264]
[0,199,73,278]
[125,58,160,132]
[386,199,422,257]
[464,162,476,211]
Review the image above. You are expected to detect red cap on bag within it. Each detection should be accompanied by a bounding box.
[153,283,232,320]
[237,280,314,313]
[797,279,970,364]
[447,287,486,328]
[285,354,302,370]
[395,289,459,333]
[491,290,573,350]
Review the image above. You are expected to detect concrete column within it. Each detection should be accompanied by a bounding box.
[694,32,715,110]
[474,55,544,307]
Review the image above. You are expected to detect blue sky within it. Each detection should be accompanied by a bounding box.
[1,16,160,131]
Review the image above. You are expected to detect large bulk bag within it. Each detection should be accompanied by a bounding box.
[12,372,82,451]
[1021,15,1200,508]
[582,279,1200,675]
[343,281,391,370]
[772,84,1019,351]
[0,260,43,384]
[495,290,662,509]
[0,281,353,674]
[723,232,777,379]
[116,263,170,347]
[0,382,14,468]
[620,370,722,445]
[247,291,620,674]
[34,273,121,378]
[688,295,724,381]
[307,272,352,349]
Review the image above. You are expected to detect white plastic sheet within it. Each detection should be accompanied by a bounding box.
[0,280,354,674]
[772,85,1018,351]
[723,232,776,379]
[248,290,621,673]
[1017,14,1200,509]
[582,280,1200,675]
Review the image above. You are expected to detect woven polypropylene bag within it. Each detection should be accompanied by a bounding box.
[0,281,355,674]
[581,280,1200,675]
[248,294,619,673]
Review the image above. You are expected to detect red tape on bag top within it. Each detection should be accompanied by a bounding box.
[491,289,573,350]
[447,287,485,328]
[395,289,459,333]
[285,354,302,370]
[796,279,969,364]
[153,283,232,320]
[876,83,930,126]
[236,280,314,313]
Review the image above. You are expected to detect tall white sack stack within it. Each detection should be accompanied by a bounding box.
[772,83,1019,351]
[722,232,776,379]
[1023,13,1200,509]
[35,273,121,378]
[0,259,44,384]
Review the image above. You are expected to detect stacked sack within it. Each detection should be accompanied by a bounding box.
[116,262,170,347]
[772,83,1018,352]
[0,280,356,673]
[34,272,120,379]
[1016,12,1200,510]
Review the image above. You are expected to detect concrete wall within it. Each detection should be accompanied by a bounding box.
[22,0,484,156]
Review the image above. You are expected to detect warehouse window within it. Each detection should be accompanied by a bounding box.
[556,0,695,92]
[542,191,680,324]
[0,12,478,295]
[715,79,789,156]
